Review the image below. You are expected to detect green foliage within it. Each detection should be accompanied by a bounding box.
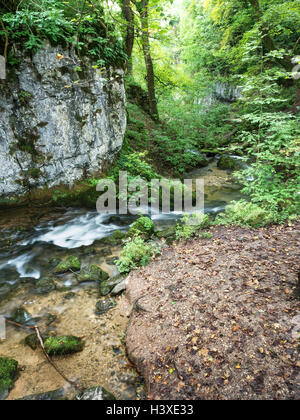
[0,0,126,66]
[0,357,18,399]
[116,236,160,275]
[128,216,155,239]
[175,212,211,241]
[110,151,159,183]
[215,200,278,228]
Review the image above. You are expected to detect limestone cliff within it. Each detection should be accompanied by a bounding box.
[0,43,126,199]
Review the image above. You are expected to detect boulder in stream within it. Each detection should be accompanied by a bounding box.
[99,275,124,296]
[95,299,116,315]
[53,256,81,274]
[77,265,109,284]
[35,277,56,295]
[99,230,127,246]
[217,155,240,171]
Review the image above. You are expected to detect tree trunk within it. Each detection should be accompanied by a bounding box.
[247,0,292,72]
[121,0,135,74]
[136,0,159,120]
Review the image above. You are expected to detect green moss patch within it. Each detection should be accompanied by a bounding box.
[77,265,109,283]
[0,357,18,400]
[53,256,81,274]
[100,230,127,246]
[44,335,84,356]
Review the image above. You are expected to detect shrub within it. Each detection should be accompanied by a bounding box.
[128,216,154,239]
[175,212,211,241]
[215,200,278,228]
[116,236,160,275]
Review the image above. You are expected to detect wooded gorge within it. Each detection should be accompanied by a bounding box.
[0,0,299,402]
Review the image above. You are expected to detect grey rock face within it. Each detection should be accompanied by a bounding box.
[0,43,126,199]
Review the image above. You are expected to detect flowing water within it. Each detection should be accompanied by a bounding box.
[0,157,244,400]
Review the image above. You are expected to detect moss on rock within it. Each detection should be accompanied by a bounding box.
[53,256,81,274]
[100,230,127,246]
[35,278,56,295]
[44,335,84,356]
[0,357,18,400]
[217,155,239,171]
[77,265,109,283]
[95,299,116,315]
[99,281,114,297]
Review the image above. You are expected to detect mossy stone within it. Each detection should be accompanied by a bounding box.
[217,155,239,171]
[77,265,109,283]
[53,256,81,274]
[35,278,56,295]
[25,333,48,350]
[95,299,116,315]
[100,230,127,246]
[99,281,114,296]
[0,357,18,400]
[155,226,176,239]
[198,154,209,167]
[44,335,84,356]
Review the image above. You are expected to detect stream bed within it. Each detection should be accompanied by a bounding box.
[0,158,243,400]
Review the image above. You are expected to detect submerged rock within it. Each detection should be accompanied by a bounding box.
[76,386,116,401]
[95,299,116,315]
[0,284,12,301]
[10,307,32,325]
[77,265,109,284]
[0,357,18,400]
[44,335,84,356]
[19,388,65,400]
[53,256,81,274]
[97,247,112,257]
[35,277,56,295]
[105,256,118,265]
[25,333,48,350]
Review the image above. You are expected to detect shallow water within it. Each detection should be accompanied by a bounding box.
[0,158,244,399]
[0,159,243,290]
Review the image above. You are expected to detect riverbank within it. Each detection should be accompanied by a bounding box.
[126,221,300,400]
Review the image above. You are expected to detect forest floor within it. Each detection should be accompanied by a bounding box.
[125,222,300,400]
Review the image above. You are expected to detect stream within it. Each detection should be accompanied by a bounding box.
[0,157,244,400]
